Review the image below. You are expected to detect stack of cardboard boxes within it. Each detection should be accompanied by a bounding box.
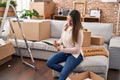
[83,32,104,47]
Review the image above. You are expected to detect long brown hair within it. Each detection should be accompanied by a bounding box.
[65,10,83,43]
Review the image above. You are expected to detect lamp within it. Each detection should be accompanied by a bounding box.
[101,0,119,35]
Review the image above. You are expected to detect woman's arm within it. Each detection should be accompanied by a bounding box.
[60,30,83,54]
[53,25,67,47]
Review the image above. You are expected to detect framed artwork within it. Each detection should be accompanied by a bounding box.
[90,9,101,18]
[73,1,86,17]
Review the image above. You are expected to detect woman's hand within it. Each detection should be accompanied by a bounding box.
[56,45,61,51]
[53,40,61,51]
[53,40,60,47]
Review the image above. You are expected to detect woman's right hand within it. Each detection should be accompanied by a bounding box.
[53,40,60,47]
[53,40,61,51]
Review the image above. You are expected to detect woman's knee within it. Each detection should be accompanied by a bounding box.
[46,60,52,68]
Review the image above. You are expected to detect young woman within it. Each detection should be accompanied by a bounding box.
[46,10,84,80]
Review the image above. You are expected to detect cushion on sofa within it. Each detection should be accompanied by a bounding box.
[33,38,58,52]
[74,56,108,73]
[50,20,67,38]
[82,22,113,43]
[9,39,33,48]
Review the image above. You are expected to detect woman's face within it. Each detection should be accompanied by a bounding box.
[67,15,72,26]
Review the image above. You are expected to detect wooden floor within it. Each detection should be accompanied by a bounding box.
[0,56,120,80]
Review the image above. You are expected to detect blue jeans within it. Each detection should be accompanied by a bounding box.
[46,52,83,80]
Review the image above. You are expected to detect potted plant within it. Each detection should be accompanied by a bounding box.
[0,0,17,17]
[20,10,33,19]
[20,9,39,19]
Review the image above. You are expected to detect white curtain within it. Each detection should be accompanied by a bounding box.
[16,0,34,11]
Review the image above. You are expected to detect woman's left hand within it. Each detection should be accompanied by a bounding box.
[56,45,61,51]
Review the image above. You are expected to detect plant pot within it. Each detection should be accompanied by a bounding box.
[0,7,15,17]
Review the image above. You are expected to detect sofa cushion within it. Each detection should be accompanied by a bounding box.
[50,20,67,38]
[59,55,108,74]
[82,22,113,43]
[33,38,58,52]
[9,39,33,48]
[75,56,108,73]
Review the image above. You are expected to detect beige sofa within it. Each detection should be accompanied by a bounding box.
[1,19,113,79]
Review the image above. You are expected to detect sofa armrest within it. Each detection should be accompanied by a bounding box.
[1,20,10,40]
[109,36,120,48]
[109,36,120,70]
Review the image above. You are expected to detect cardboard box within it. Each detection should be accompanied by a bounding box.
[82,47,108,57]
[10,21,50,41]
[0,7,15,17]
[0,42,15,60]
[91,36,104,45]
[82,32,91,47]
[0,42,15,65]
[68,71,104,80]
[30,2,55,19]
[0,56,12,65]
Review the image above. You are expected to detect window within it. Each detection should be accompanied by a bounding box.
[16,0,34,11]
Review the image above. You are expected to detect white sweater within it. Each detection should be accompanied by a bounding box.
[57,26,84,58]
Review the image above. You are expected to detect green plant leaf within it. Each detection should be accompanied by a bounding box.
[10,0,17,7]
[20,10,33,19]
[0,0,17,7]
[32,9,39,18]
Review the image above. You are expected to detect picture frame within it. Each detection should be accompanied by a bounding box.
[90,9,101,18]
[73,1,86,17]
